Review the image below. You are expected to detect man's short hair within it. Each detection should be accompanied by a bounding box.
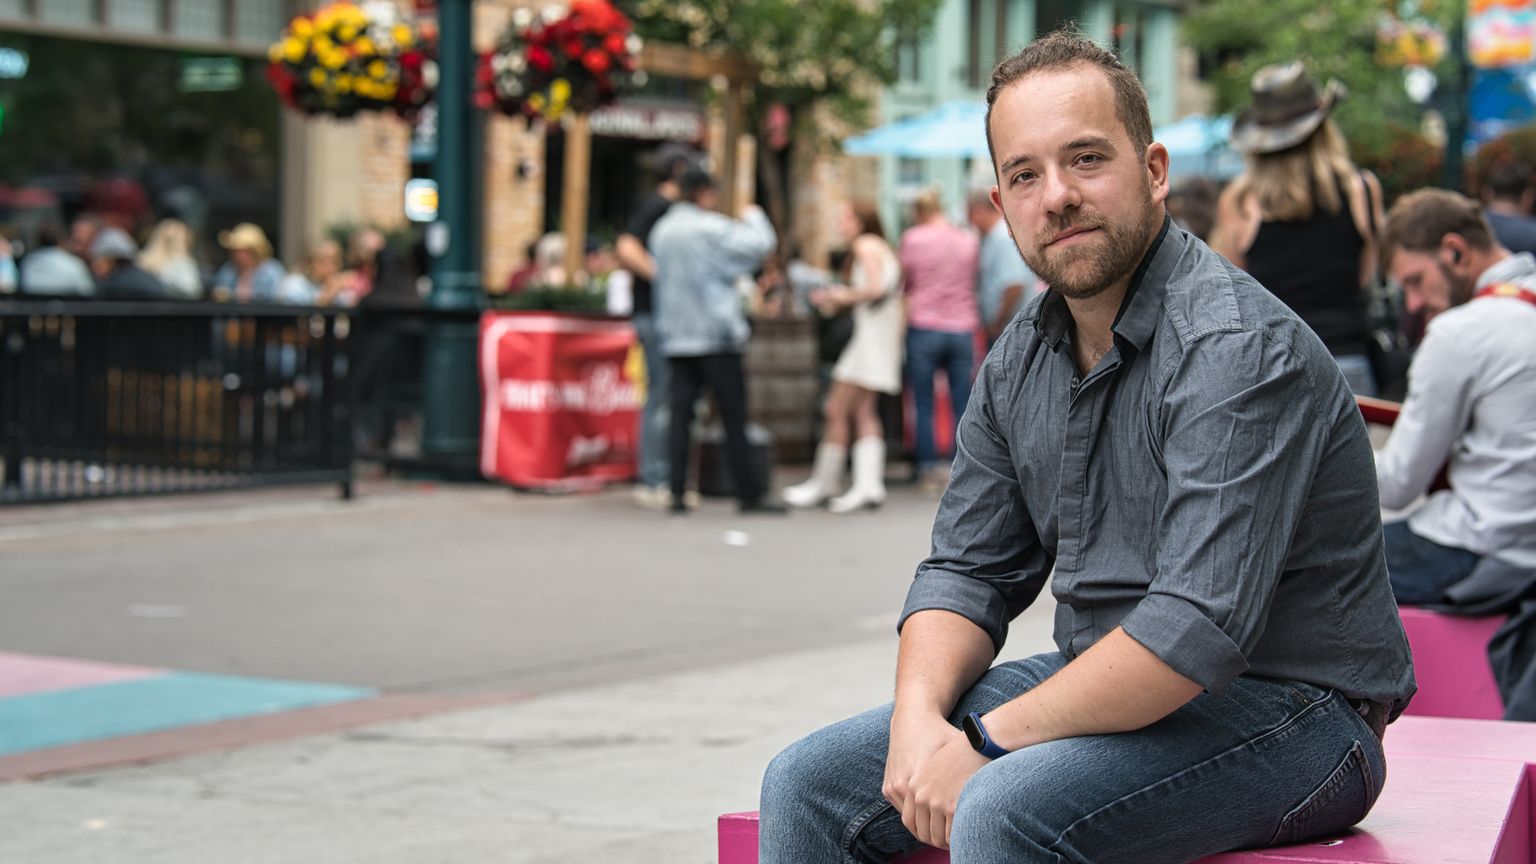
[678,167,717,202]
[1382,188,1497,261]
[1481,158,1532,203]
[984,28,1153,167]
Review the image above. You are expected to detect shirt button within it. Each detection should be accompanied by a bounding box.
[1070,376,1080,388]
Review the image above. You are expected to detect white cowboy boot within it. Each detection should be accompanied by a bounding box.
[829,437,886,513]
[782,441,846,507]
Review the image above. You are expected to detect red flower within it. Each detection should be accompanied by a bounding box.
[582,48,610,73]
[528,45,553,72]
[604,34,626,54]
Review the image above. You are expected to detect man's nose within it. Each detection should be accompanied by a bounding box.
[1041,168,1082,214]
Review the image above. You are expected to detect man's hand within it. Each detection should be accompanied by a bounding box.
[883,708,961,813]
[900,734,989,849]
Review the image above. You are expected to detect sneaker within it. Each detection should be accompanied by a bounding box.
[737,498,789,515]
[632,485,669,510]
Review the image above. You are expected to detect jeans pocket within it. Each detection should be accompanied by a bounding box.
[1268,741,1380,846]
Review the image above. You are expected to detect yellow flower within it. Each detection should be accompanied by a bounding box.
[369,59,388,79]
[309,68,328,87]
[268,43,284,63]
[355,37,376,56]
[284,38,306,63]
[293,18,314,37]
[321,49,346,70]
[335,75,353,94]
[378,84,397,101]
[551,78,571,102]
[313,34,333,53]
[337,25,357,43]
[528,92,547,111]
[393,24,413,46]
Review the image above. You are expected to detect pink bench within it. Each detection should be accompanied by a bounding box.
[1397,607,1506,721]
[723,716,1536,863]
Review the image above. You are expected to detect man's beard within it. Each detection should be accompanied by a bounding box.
[1437,260,1477,313]
[1019,190,1157,300]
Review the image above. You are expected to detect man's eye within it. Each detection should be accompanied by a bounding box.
[1077,154,1102,165]
[1011,171,1035,184]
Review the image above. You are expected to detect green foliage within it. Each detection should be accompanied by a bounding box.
[625,0,943,127]
[490,283,609,313]
[1182,0,1454,163]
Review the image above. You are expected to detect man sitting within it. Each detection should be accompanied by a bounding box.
[760,31,1413,864]
[1377,188,1536,605]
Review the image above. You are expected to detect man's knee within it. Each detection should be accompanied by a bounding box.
[950,763,1059,862]
[762,729,841,809]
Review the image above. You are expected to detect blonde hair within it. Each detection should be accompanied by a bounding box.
[138,219,192,274]
[1233,119,1356,222]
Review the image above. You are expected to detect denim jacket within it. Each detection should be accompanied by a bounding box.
[650,202,776,357]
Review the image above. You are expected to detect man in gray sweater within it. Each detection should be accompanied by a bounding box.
[650,168,783,514]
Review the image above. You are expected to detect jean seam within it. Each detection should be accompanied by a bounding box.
[840,796,899,864]
[1046,693,1335,857]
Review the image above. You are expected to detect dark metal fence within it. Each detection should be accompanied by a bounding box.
[0,300,354,505]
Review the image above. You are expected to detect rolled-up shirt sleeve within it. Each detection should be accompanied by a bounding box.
[1120,329,1329,696]
[898,344,1053,653]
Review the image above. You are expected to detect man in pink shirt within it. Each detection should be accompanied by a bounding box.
[900,188,981,486]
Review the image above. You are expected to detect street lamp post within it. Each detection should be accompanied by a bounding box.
[1443,4,1469,192]
[421,0,481,474]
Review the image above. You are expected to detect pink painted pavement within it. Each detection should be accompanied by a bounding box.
[0,651,163,699]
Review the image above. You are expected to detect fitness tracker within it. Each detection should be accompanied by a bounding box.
[962,712,1011,759]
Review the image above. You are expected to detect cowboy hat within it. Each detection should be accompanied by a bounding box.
[1230,62,1346,155]
[218,223,273,259]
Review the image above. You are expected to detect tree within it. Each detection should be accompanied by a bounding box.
[625,0,944,246]
[1183,0,1456,196]
[628,0,942,127]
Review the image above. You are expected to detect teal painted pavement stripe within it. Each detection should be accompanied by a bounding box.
[0,673,374,756]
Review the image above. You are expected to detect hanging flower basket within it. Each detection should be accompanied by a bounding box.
[476,0,645,123]
[267,1,438,121]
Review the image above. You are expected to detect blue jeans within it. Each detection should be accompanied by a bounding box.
[906,327,974,472]
[1333,354,1377,398]
[762,652,1385,864]
[632,314,670,489]
[1383,520,1481,606]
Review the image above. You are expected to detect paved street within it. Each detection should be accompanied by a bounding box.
[0,478,1057,863]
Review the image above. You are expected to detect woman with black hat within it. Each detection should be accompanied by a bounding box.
[1211,62,1385,396]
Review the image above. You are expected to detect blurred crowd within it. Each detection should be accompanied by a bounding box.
[0,215,396,307]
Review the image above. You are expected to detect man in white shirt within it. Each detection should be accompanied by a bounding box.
[1378,188,1536,604]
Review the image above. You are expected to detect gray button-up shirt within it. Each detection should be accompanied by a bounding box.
[899,219,1416,715]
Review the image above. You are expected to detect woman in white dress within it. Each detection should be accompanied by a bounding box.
[783,200,904,513]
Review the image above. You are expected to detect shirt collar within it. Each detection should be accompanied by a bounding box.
[1031,215,1174,351]
[1475,251,1536,291]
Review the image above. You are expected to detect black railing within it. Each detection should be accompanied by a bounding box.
[0,300,354,504]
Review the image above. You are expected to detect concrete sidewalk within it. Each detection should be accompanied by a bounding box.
[0,619,1056,864]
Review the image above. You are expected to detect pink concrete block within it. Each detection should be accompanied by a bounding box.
[725,717,1536,863]
[1398,608,1506,721]
[0,652,162,699]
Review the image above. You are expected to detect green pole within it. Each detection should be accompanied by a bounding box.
[1443,4,1469,192]
[421,0,482,473]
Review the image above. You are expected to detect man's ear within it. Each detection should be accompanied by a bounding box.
[1440,233,1469,269]
[1146,142,1170,205]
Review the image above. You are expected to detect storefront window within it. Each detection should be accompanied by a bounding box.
[0,34,282,274]
[39,0,94,26]
[107,0,162,33]
[0,1,26,20]
[235,0,288,47]
[173,2,225,40]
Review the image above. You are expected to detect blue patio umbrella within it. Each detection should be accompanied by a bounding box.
[1154,114,1243,181]
[843,101,990,159]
